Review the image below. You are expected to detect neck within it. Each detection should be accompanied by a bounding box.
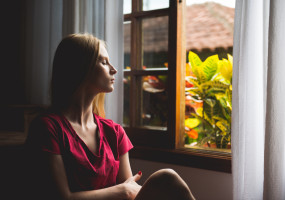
[62,88,98,126]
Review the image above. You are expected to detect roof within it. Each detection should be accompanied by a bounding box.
[124,2,235,53]
[186,2,234,51]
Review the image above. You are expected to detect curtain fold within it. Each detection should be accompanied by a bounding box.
[104,0,124,124]
[24,0,106,105]
[62,0,105,39]
[232,0,285,199]
[264,0,285,199]
[24,0,63,105]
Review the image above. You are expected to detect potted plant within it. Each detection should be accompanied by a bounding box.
[185,51,232,149]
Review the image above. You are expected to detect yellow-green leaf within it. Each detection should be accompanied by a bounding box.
[227,54,233,65]
[202,54,219,81]
[188,51,202,67]
[185,118,200,129]
[196,107,203,117]
[219,58,232,83]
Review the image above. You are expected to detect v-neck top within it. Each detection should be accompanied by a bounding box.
[26,112,133,192]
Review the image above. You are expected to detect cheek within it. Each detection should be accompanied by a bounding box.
[93,69,111,87]
[97,70,109,82]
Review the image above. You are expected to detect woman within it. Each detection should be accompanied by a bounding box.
[25,33,196,200]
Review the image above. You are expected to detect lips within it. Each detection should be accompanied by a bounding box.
[111,78,115,83]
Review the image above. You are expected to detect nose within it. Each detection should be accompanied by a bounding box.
[110,64,117,75]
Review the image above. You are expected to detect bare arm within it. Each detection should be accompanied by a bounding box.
[116,152,133,184]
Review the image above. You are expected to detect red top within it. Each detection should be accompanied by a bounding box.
[26,112,133,192]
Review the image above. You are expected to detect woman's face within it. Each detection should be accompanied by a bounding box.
[86,44,117,93]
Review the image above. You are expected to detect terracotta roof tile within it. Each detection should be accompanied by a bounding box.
[124,2,234,53]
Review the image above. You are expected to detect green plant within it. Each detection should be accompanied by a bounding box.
[185,51,232,149]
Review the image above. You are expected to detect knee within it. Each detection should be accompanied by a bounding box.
[154,168,178,179]
[148,168,183,185]
[145,169,193,199]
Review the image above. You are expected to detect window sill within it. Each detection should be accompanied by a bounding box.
[129,145,232,173]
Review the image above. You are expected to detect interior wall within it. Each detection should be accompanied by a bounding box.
[0,0,25,105]
[130,158,233,200]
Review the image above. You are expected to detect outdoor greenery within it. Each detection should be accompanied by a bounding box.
[185,51,233,149]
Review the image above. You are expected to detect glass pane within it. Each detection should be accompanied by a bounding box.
[140,75,168,129]
[123,76,131,126]
[142,16,168,69]
[124,21,131,69]
[124,0,131,14]
[184,0,235,152]
[143,0,169,11]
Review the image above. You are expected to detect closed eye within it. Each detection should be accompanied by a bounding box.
[102,60,108,65]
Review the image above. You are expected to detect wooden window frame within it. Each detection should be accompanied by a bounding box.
[124,0,231,173]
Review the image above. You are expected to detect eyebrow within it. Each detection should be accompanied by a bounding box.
[98,56,109,61]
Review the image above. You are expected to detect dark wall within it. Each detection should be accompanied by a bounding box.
[0,3,27,198]
[0,0,26,105]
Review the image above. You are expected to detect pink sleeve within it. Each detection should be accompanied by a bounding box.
[117,125,133,156]
[28,116,61,154]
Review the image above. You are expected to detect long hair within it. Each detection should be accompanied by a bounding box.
[51,33,106,117]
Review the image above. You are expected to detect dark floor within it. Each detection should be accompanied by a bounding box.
[0,132,27,200]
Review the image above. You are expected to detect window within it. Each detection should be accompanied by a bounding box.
[123,0,234,173]
[184,0,235,153]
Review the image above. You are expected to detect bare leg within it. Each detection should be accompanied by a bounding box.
[135,168,196,200]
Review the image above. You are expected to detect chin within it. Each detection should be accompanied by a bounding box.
[105,87,114,93]
[97,84,114,93]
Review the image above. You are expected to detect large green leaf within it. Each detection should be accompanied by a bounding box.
[222,104,231,121]
[202,55,219,81]
[188,52,207,84]
[200,80,229,99]
[204,97,227,124]
[218,58,232,84]
[217,98,231,121]
[188,51,202,67]
[192,64,207,84]
[216,119,230,134]
[203,99,219,125]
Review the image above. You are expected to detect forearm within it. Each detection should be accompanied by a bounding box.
[66,183,129,200]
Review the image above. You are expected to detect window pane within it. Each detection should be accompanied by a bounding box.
[140,75,168,129]
[142,16,168,69]
[123,76,130,126]
[124,21,131,69]
[124,0,131,14]
[184,0,235,152]
[143,0,169,11]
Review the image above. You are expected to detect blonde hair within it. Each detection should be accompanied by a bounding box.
[92,93,105,118]
[51,33,106,118]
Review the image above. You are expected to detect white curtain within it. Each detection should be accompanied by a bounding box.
[62,0,105,39]
[232,0,285,199]
[24,0,124,124]
[24,0,106,105]
[104,0,124,124]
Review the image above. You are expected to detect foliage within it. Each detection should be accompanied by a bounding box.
[185,51,232,149]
